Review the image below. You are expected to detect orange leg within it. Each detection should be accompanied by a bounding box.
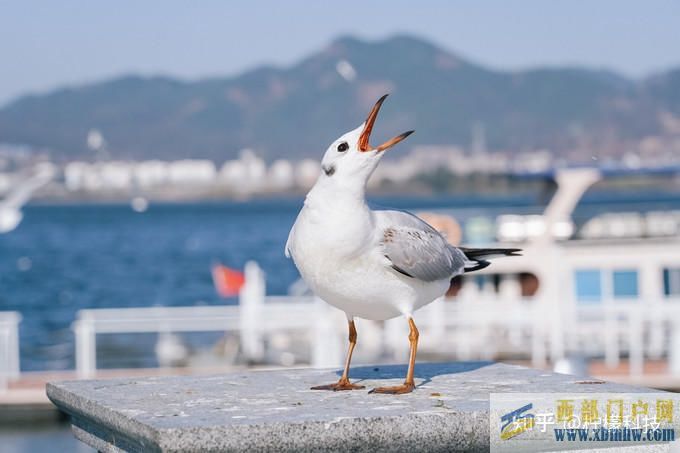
[311,320,365,391]
[370,317,418,394]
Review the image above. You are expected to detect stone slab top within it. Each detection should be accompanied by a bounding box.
[47,362,658,452]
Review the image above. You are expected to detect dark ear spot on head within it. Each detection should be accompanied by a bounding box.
[323,164,336,176]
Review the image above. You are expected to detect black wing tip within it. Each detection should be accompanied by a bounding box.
[493,247,523,255]
[464,260,491,273]
[460,247,523,259]
[462,248,522,273]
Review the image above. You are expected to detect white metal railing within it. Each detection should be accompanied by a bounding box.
[419,297,545,365]
[429,296,680,378]
[73,305,242,377]
[0,311,21,392]
[72,299,342,378]
[72,262,341,377]
[570,300,680,377]
[70,263,680,380]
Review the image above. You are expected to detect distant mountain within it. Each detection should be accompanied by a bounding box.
[0,35,678,161]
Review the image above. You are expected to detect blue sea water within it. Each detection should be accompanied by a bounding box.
[1,191,679,372]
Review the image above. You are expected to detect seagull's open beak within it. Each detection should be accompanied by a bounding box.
[358,94,414,152]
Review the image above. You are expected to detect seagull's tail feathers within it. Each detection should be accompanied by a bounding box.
[458,247,522,273]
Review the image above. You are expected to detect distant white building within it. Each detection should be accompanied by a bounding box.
[167,160,217,185]
[65,161,134,191]
[219,160,246,188]
[58,142,554,197]
[295,159,320,189]
[268,159,294,190]
[99,162,133,190]
[219,149,267,193]
[240,149,266,187]
[134,160,169,188]
[64,162,89,191]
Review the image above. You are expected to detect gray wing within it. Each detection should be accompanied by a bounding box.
[375,210,467,282]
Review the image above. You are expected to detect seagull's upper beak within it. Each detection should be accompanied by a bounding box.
[358,94,414,152]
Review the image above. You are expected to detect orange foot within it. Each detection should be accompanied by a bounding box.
[310,379,365,391]
[369,382,415,395]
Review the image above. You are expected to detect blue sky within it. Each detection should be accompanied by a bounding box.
[1,0,679,105]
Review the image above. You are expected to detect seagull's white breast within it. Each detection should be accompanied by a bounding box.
[287,202,449,321]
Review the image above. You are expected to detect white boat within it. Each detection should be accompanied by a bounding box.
[433,167,680,383]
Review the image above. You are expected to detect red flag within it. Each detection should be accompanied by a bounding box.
[211,263,245,297]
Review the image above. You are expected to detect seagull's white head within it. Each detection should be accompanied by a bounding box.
[318,94,413,189]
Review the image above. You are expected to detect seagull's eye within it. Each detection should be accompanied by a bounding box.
[336,142,349,152]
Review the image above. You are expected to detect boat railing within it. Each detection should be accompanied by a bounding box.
[570,299,680,376]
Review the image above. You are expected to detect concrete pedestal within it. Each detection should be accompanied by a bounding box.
[47,362,664,452]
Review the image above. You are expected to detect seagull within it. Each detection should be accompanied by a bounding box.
[0,164,54,234]
[286,95,520,394]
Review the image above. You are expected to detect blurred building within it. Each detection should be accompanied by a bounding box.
[167,160,216,186]
[134,160,170,188]
[219,149,267,193]
[268,159,295,190]
[295,159,321,189]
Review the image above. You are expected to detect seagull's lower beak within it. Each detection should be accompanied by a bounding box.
[358,94,414,152]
